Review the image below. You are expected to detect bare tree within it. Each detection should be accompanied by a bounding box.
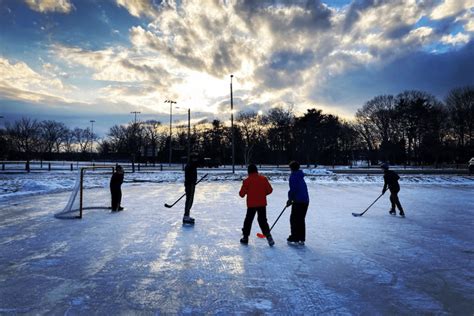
[72,127,91,153]
[40,120,69,154]
[62,129,75,153]
[446,86,474,160]
[237,111,266,165]
[396,90,442,164]
[143,120,162,162]
[354,95,401,163]
[6,117,41,169]
[266,107,294,164]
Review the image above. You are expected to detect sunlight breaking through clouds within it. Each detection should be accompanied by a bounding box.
[0,0,473,124]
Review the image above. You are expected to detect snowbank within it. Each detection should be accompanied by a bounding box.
[1,170,473,201]
[303,168,334,175]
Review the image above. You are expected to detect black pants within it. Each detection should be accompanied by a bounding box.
[184,184,195,216]
[110,187,122,211]
[242,207,271,237]
[389,189,404,212]
[289,202,309,242]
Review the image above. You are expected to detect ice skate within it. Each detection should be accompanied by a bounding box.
[298,241,305,246]
[240,236,249,244]
[266,235,275,247]
[399,210,405,217]
[182,215,195,225]
[287,237,299,246]
[389,209,396,216]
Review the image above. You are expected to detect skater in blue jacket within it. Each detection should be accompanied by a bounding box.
[286,161,309,245]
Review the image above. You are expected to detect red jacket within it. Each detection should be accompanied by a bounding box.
[239,173,273,207]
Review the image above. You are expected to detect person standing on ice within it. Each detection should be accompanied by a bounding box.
[286,161,309,246]
[183,153,199,225]
[381,163,405,217]
[239,164,275,246]
[110,165,124,212]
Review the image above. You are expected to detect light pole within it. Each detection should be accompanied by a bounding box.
[176,106,191,163]
[165,100,176,166]
[230,74,235,173]
[130,111,140,167]
[130,111,141,124]
[89,120,95,155]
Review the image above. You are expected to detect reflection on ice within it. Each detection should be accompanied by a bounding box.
[218,255,245,275]
[0,181,472,314]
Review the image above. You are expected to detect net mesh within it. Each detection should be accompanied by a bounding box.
[55,166,114,219]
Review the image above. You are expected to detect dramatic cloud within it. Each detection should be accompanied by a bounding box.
[1,0,473,126]
[24,0,73,13]
[0,57,72,103]
[441,32,470,45]
[115,0,160,19]
[430,0,474,20]
[52,44,172,84]
[311,41,474,114]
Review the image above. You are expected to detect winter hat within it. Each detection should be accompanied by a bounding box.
[289,161,300,171]
[248,164,258,174]
[380,163,389,170]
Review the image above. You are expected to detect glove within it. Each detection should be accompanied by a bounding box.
[382,188,387,195]
[286,200,293,207]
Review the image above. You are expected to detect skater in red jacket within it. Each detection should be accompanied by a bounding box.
[239,164,274,246]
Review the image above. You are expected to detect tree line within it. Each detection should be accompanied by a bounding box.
[1,86,472,166]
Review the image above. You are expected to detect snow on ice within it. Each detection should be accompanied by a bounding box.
[0,170,473,314]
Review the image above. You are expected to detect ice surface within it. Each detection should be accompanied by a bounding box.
[0,178,473,314]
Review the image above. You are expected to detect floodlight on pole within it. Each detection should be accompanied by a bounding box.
[130,111,141,124]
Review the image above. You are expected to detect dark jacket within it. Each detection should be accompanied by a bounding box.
[110,172,124,190]
[185,162,197,186]
[383,170,400,192]
[288,170,309,203]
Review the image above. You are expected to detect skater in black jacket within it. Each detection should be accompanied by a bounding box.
[381,163,405,217]
[183,154,198,224]
[110,165,124,212]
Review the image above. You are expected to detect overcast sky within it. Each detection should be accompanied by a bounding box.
[1,0,473,135]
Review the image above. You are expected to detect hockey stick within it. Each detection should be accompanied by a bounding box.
[164,173,208,208]
[256,205,288,238]
[352,193,384,217]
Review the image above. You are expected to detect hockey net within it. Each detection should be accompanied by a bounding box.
[55,166,115,219]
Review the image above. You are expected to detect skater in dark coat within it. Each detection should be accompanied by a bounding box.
[381,163,405,217]
[110,165,124,211]
[239,164,275,246]
[286,161,309,245]
[183,154,198,224]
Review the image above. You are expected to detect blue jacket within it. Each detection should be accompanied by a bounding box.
[288,170,309,203]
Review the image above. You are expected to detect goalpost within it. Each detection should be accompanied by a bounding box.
[55,166,115,219]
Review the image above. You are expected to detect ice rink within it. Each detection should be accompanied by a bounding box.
[0,180,473,314]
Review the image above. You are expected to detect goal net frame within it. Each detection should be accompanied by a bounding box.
[55,165,115,219]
